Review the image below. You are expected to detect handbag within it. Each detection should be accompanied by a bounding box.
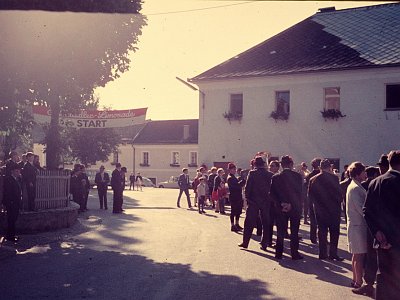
[211,190,219,201]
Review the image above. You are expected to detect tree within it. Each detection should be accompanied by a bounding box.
[0,3,146,168]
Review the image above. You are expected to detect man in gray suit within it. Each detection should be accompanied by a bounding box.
[177,168,191,208]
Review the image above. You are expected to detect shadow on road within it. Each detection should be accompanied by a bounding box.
[0,237,280,299]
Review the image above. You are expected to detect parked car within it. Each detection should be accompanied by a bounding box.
[158,176,179,189]
[158,176,192,189]
[141,176,156,187]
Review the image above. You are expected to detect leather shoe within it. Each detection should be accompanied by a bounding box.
[260,246,267,252]
[310,239,318,244]
[329,255,344,261]
[292,253,304,260]
[236,225,243,230]
[231,225,239,232]
[352,284,374,297]
[238,243,248,249]
[319,255,328,260]
[275,254,283,259]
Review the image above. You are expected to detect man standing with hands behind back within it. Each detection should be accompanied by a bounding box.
[95,165,109,210]
[22,152,37,211]
[364,150,400,300]
[270,155,303,260]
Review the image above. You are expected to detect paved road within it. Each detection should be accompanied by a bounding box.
[0,188,366,300]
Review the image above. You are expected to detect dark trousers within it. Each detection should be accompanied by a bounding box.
[267,202,276,245]
[364,231,378,285]
[98,189,108,209]
[177,188,191,207]
[26,185,36,211]
[309,204,317,242]
[376,247,400,300]
[317,219,340,257]
[112,189,123,213]
[198,195,205,212]
[242,203,269,247]
[6,204,19,239]
[276,212,300,257]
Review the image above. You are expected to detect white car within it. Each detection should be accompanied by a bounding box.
[141,176,156,187]
[158,176,193,189]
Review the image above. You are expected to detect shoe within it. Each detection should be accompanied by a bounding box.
[177,204,180,208]
[319,255,328,260]
[238,243,248,249]
[304,220,310,225]
[260,246,267,251]
[329,255,344,261]
[352,284,374,297]
[202,210,206,213]
[220,211,226,215]
[292,254,304,260]
[236,224,243,230]
[275,254,283,259]
[231,225,239,232]
[215,210,219,213]
[310,239,318,244]
[198,211,202,214]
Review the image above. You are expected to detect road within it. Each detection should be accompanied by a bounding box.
[0,188,366,300]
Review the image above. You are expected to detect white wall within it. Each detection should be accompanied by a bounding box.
[196,67,400,170]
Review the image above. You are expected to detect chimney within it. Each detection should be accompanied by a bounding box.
[318,7,335,13]
[183,125,190,140]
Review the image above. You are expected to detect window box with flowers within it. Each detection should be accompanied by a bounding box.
[320,109,346,121]
[270,110,289,122]
[223,111,242,123]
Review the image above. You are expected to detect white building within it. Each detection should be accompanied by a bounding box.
[190,4,400,170]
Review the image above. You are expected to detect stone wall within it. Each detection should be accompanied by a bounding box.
[0,202,79,234]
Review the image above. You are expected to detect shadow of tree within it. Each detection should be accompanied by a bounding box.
[0,239,280,299]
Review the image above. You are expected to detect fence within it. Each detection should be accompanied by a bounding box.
[33,170,71,210]
[0,170,71,211]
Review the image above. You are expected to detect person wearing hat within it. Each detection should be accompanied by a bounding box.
[227,163,245,232]
[95,165,110,209]
[111,163,123,213]
[364,150,400,300]
[3,164,23,242]
[377,154,389,175]
[5,150,20,177]
[21,152,38,211]
[238,156,273,249]
[270,155,303,260]
[308,159,343,261]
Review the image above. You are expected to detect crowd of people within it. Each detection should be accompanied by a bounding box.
[176,150,400,300]
[0,151,43,242]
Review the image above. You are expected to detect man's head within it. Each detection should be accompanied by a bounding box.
[280,155,294,169]
[311,158,322,170]
[300,162,308,170]
[228,163,236,174]
[320,159,332,172]
[21,154,27,162]
[269,160,280,174]
[182,168,188,174]
[388,150,400,172]
[10,163,22,177]
[26,152,34,163]
[115,162,122,170]
[100,165,105,173]
[377,154,390,174]
[217,168,225,176]
[348,162,367,182]
[365,166,379,179]
[9,151,19,162]
[210,167,217,174]
[254,156,265,169]
[121,167,127,175]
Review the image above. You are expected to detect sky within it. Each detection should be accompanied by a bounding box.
[95,1,384,120]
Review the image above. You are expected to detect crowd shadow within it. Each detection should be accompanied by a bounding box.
[0,237,280,299]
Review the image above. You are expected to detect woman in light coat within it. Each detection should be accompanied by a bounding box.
[346,162,367,289]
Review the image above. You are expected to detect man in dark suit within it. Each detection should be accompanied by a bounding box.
[308,159,343,260]
[364,150,400,300]
[305,158,321,244]
[3,164,23,242]
[21,152,37,211]
[5,151,20,177]
[270,155,303,260]
[177,168,191,208]
[238,157,273,250]
[111,163,123,213]
[95,165,110,209]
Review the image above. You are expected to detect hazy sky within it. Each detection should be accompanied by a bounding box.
[95,1,383,120]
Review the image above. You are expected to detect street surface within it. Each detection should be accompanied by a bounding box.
[0,188,367,300]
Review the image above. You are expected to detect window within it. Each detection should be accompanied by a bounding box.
[324,87,340,110]
[230,93,243,116]
[275,91,290,114]
[140,151,149,166]
[171,151,180,165]
[386,84,400,110]
[189,151,198,167]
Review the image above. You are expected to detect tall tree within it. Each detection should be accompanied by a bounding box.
[0,2,146,168]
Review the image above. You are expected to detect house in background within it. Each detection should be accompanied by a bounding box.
[189,3,400,170]
[130,119,199,185]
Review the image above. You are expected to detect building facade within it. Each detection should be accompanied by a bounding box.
[190,4,400,170]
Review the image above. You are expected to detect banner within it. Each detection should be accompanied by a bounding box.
[33,106,147,128]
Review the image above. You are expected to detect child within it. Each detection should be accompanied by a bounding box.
[197,177,206,214]
[217,181,227,214]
